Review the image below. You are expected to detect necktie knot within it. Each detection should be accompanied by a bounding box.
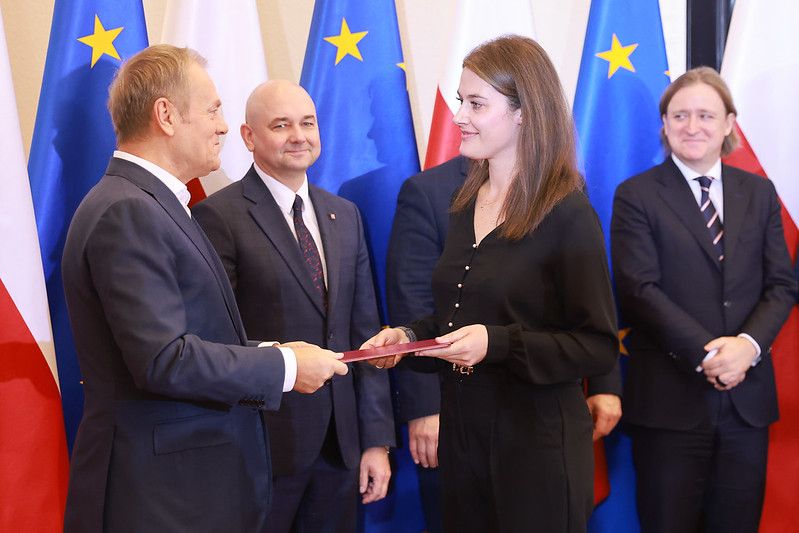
[292,195,304,214]
[695,175,713,190]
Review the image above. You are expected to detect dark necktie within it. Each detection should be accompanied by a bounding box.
[292,195,327,304]
[695,176,724,262]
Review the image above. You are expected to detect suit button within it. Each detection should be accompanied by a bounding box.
[723,300,731,308]
[328,333,334,339]
[668,352,677,359]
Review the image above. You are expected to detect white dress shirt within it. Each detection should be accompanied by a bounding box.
[253,163,328,286]
[114,150,192,217]
[672,154,725,222]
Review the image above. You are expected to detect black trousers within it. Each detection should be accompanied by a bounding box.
[631,392,768,533]
[438,371,594,533]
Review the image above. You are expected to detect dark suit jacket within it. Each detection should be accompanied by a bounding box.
[387,156,621,423]
[61,158,286,532]
[386,156,468,422]
[193,167,394,477]
[611,158,796,430]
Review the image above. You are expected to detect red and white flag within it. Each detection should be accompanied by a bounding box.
[424,0,537,168]
[0,7,69,530]
[161,0,269,203]
[721,2,799,531]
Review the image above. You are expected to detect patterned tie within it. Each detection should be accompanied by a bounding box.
[695,176,724,262]
[292,195,327,305]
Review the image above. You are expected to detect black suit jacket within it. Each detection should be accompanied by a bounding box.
[387,156,622,422]
[611,158,796,430]
[61,158,286,532]
[193,167,395,476]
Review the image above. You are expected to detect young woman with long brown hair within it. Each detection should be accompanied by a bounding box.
[362,35,618,532]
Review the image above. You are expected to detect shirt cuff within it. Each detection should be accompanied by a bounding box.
[738,333,762,366]
[258,342,297,392]
[695,348,718,372]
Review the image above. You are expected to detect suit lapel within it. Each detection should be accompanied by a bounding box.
[108,158,248,343]
[310,186,339,315]
[242,171,327,317]
[656,158,722,269]
[720,165,750,265]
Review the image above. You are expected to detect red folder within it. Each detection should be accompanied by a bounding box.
[341,339,450,363]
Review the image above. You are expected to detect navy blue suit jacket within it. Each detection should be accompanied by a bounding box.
[61,158,286,532]
[193,167,394,476]
[612,158,796,430]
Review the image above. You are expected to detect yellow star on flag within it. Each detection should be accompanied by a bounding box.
[324,18,368,65]
[396,62,406,71]
[77,15,124,68]
[596,33,638,79]
[618,327,631,356]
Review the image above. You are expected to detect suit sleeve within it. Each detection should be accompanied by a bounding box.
[348,205,396,448]
[86,197,284,410]
[386,177,443,420]
[737,179,797,348]
[586,362,623,397]
[611,181,717,371]
[481,198,619,384]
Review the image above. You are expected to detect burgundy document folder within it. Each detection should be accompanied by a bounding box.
[341,339,450,363]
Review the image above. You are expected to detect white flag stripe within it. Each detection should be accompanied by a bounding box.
[722,0,799,224]
[0,8,58,385]
[161,0,268,194]
[438,0,537,116]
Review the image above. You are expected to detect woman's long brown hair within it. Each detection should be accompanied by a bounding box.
[451,35,583,240]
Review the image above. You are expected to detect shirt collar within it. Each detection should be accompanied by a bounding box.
[113,150,191,215]
[253,163,310,216]
[671,154,723,184]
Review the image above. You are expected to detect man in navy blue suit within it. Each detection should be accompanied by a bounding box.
[61,46,347,532]
[387,155,624,532]
[194,80,395,533]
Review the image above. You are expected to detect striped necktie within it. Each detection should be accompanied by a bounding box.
[695,175,724,262]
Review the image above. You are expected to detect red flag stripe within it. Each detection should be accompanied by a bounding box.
[724,128,798,533]
[0,279,69,531]
[423,87,461,170]
[186,177,207,208]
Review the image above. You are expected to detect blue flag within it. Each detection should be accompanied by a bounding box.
[300,0,420,322]
[572,1,670,532]
[28,0,148,448]
[300,3,423,531]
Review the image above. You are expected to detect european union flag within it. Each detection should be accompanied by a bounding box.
[300,0,420,321]
[28,0,148,448]
[573,1,670,532]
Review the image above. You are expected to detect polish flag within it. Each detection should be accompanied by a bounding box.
[423,0,537,168]
[0,7,69,530]
[161,0,269,204]
[721,2,799,531]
